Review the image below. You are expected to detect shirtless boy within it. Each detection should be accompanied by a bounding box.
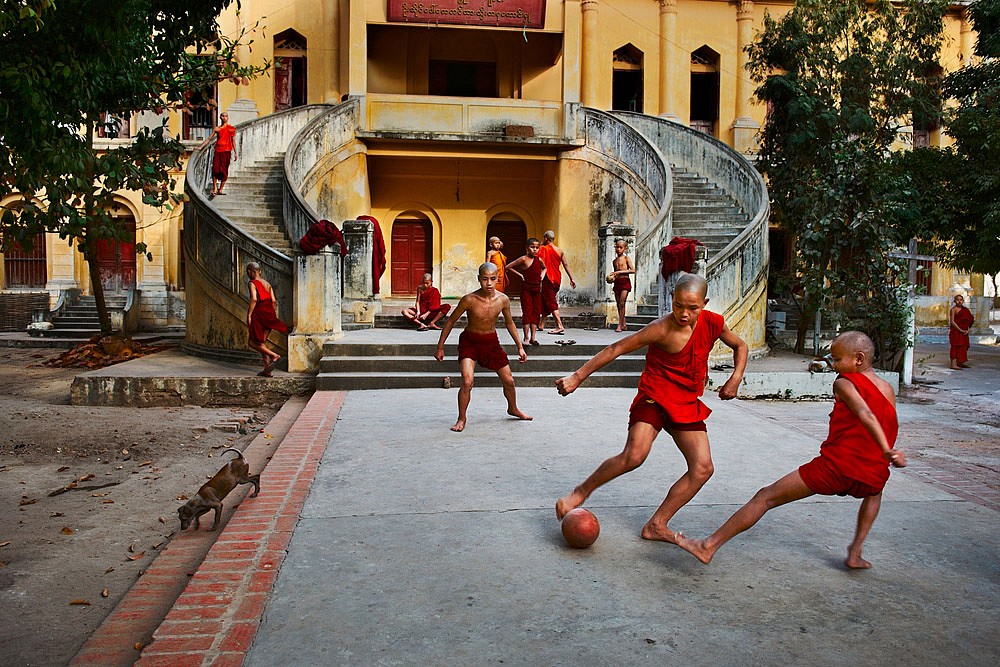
[435,262,532,432]
[555,273,748,543]
[675,331,906,569]
[608,238,635,332]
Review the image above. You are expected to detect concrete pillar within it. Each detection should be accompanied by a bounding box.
[563,1,582,105]
[732,1,760,154]
[658,0,680,121]
[598,223,636,325]
[342,218,381,326]
[347,0,367,96]
[581,0,600,108]
[289,249,343,373]
[227,0,260,125]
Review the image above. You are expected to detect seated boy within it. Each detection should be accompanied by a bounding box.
[435,263,532,432]
[402,273,451,330]
[675,331,906,569]
[555,273,748,543]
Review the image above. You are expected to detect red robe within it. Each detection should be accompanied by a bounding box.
[248,279,288,345]
[949,305,974,362]
[817,373,898,489]
[520,257,544,325]
[418,286,450,318]
[634,310,724,424]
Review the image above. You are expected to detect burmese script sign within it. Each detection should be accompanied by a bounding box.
[387,0,545,29]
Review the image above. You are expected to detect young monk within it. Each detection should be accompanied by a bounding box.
[435,262,532,432]
[402,273,451,330]
[245,262,287,377]
[505,238,546,347]
[948,293,974,369]
[555,273,748,543]
[608,238,635,332]
[675,331,906,569]
[486,237,508,293]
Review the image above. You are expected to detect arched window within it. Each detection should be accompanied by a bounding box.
[274,30,308,111]
[690,46,720,137]
[612,44,644,113]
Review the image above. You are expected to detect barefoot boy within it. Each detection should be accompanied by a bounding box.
[505,238,546,346]
[675,331,906,569]
[402,273,451,330]
[435,262,533,432]
[555,273,748,543]
[608,238,635,332]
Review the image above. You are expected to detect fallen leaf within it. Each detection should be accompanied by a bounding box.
[104,566,115,574]
[126,551,145,561]
[57,466,70,472]
[69,599,91,606]
[264,433,273,439]
[176,494,188,501]
[0,561,8,567]
[0,542,10,548]
[128,543,139,553]
[102,500,114,504]
[50,512,64,518]
[19,498,38,506]
[139,461,152,467]
[60,527,74,535]
[152,542,163,550]
[101,588,109,598]
[78,474,95,482]
[134,642,143,651]
[157,517,166,524]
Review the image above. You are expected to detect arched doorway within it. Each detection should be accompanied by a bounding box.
[486,214,526,296]
[612,44,644,113]
[690,45,720,137]
[95,213,136,295]
[274,29,308,112]
[391,213,432,295]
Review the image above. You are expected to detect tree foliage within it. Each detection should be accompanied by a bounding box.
[894,0,1000,278]
[748,0,948,366]
[0,0,264,333]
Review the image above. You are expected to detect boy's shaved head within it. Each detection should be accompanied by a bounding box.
[674,273,708,298]
[422,273,432,281]
[834,330,875,359]
[479,262,497,277]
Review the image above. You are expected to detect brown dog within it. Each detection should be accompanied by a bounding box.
[177,448,260,531]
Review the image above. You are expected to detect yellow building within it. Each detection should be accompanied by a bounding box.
[0,1,983,349]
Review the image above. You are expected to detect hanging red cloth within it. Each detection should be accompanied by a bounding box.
[660,237,704,278]
[299,219,348,256]
[358,215,387,295]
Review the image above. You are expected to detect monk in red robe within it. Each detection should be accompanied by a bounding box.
[402,273,451,330]
[555,273,748,544]
[948,294,975,369]
[675,331,907,570]
[246,262,288,377]
[505,238,546,347]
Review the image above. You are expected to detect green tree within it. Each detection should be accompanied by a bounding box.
[895,0,1000,290]
[749,0,947,366]
[0,0,264,334]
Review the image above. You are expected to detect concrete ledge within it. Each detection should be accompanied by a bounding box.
[70,375,315,407]
[712,369,900,400]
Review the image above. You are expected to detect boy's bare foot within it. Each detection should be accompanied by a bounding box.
[844,551,872,569]
[555,490,586,519]
[674,532,713,564]
[450,419,466,432]
[640,521,678,544]
[507,408,533,421]
[429,323,442,330]
[950,363,961,370]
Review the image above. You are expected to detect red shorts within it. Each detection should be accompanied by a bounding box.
[628,395,707,433]
[541,280,560,316]
[613,275,632,297]
[457,330,510,371]
[520,287,541,325]
[798,455,883,498]
[212,150,232,180]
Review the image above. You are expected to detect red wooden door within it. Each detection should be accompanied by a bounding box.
[486,219,526,296]
[391,219,431,295]
[95,217,136,294]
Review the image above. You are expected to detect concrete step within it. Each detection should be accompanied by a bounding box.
[320,354,645,374]
[316,370,643,390]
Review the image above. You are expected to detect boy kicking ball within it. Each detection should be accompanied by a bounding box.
[675,331,906,569]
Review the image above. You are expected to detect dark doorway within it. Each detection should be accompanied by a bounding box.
[274,56,307,111]
[487,217,527,296]
[391,216,432,295]
[429,60,497,98]
[612,44,644,113]
[95,215,137,294]
[690,72,719,136]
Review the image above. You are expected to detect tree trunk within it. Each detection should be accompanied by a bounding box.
[82,238,114,335]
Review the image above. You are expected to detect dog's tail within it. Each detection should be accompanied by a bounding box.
[222,447,245,460]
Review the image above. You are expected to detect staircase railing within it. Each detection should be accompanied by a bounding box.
[611,113,770,350]
[576,108,671,306]
[283,99,362,244]
[183,105,330,352]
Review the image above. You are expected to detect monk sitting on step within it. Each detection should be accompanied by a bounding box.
[402,273,451,330]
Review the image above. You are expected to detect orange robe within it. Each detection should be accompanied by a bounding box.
[633,310,724,424]
[490,251,508,292]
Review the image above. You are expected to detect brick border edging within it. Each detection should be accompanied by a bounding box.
[69,391,343,667]
[131,391,344,667]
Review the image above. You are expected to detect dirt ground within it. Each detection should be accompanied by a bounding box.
[0,347,278,667]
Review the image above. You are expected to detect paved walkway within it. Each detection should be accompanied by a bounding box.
[67,340,998,666]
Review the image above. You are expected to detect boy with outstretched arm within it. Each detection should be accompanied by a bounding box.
[435,263,532,432]
[555,273,748,543]
[675,330,905,569]
[505,238,546,346]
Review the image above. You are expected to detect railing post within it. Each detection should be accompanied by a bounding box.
[598,223,636,327]
[289,248,343,372]
[342,219,381,327]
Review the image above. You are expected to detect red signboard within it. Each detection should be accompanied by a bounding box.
[387,1,546,29]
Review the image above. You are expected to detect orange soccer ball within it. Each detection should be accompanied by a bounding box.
[561,508,600,548]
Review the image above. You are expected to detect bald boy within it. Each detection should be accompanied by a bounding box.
[555,273,748,543]
[435,262,532,432]
[675,331,906,569]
